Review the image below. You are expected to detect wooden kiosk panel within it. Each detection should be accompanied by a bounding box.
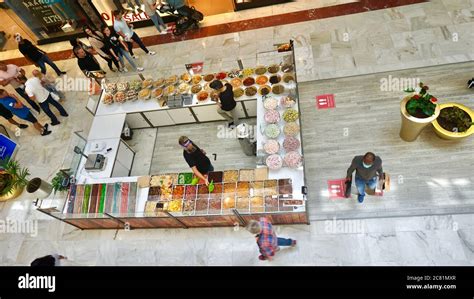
[120,217,184,229]
[64,218,124,230]
[177,215,240,227]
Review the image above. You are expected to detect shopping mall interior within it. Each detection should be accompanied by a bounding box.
[0,0,472,266]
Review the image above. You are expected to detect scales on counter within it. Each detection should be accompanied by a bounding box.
[74,146,106,171]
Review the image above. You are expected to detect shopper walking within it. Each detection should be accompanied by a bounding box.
[346,152,384,203]
[0,89,51,136]
[25,71,68,126]
[31,254,67,266]
[144,0,167,34]
[15,33,66,76]
[83,25,121,72]
[246,217,296,261]
[0,62,41,113]
[101,26,144,72]
[179,136,214,186]
[113,10,156,58]
[210,80,239,128]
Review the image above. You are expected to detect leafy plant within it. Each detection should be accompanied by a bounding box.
[439,106,474,133]
[404,82,438,117]
[51,171,69,194]
[0,157,30,196]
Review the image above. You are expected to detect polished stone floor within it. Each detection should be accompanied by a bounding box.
[300,61,474,220]
[0,2,473,265]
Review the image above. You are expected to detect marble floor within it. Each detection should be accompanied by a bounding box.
[300,61,474,220]
[3,213,473,266]
[148,119,258,175]
[0,1,473,265]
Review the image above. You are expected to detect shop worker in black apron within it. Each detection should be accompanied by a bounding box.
[179,136,214,186]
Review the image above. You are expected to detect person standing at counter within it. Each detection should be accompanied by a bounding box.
[246,217,297,261]
[73,46,104,77]
[179,136,214,186]
[101,26,144,72]
[346,152,384,203]
[83,25,121,72]
[209,80,239,128]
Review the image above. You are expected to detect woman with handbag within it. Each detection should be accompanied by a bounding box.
[83,25,122,72]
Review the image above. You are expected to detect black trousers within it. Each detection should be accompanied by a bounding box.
[126,32,149,56]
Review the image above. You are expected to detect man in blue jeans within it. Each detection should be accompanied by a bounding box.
[246,218,296,261]
[346,152,384,203]
[15,34,66,76]
[25,72,68,126]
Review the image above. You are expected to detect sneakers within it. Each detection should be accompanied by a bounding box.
[41,129,51,136]
[123,67,129,72]
[148,51,156,56]
[51,121,60,126]
[118,68,124,73]
[227,122,234,128]
[18,124,28,129]
[136,67,144,72]
[291,240,297,247]
[357,194,364,203]
[258,255,266,261]
[61,113,69,117]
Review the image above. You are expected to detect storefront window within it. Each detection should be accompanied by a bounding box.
[4,0,92,40]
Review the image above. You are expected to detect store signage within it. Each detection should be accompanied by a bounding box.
[316,94,335,109]
[327,179,346,199]
[0,134,18,161]
[185,62,204,74]
[101,11,150,24]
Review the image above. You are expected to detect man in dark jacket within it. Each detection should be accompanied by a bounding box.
[15,34,66,76]
[346,152,383,203]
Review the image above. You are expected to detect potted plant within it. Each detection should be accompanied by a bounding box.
[51,171,70,194]
[0,157,29,201]
[400,82,440,141]
[432,103,474,140]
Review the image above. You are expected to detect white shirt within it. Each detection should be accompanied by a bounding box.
[113,18,134,39]
[25,77,50,103]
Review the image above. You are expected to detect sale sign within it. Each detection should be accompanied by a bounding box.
[185,62,204,74]
[316,94,335,109]
[327,179,346,199]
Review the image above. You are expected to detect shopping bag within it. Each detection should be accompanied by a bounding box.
[344,179,352,198]
[382,173,390,191]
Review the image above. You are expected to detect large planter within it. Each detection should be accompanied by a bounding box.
[432,103,474,140]
[399,96,440,142]
[26,177,53,199]
[0,185,24,202]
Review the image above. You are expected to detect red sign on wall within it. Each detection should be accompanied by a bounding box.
[185,62,204,74]
[327,179,346,199]
[316,94,335,109]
